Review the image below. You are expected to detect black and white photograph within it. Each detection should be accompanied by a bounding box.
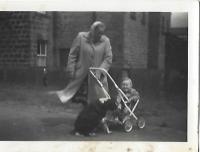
[0,0,198,151]
[0,11,188,141]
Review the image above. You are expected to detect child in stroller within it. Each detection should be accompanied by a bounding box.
[88,67,145,134]
[102,77,140,133]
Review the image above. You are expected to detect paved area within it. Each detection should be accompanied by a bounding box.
[0,84,187,141]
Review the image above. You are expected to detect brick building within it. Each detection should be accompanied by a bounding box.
[0,12,54,82]
[53,12,170,70]
[0,12,171,92]
[52,12,170,92]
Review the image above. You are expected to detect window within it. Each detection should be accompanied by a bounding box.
[37,40,47,56]
[130,12,136,20]
[59,48,70,70]
[141,12,146,25]
[36,40,47,67]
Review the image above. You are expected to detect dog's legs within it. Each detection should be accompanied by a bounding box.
[102,117,112,134]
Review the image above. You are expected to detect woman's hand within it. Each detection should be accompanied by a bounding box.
[95,70,101,80]
[95,70,105,81]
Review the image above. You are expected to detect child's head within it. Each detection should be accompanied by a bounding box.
[121,77,133,92]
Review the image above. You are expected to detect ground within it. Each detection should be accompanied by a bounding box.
[0,83,187,141]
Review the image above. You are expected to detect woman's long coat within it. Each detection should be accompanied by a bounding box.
[57,32,112,103]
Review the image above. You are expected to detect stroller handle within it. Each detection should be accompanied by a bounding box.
[89,67,111,100]
[89,67,129,102]
[89,67,139,120]
[89,67,138,120]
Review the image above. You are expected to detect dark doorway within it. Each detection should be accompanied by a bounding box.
[165,33,188,101]
[59,48,70,70]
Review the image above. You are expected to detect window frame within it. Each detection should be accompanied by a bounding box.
[37,40,47,57]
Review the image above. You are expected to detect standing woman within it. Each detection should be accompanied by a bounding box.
[56,21,112,104]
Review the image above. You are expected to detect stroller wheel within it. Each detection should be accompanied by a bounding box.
[123,118,133,133]
[137,117,145,129]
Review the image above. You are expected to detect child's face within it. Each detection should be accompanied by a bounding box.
[121,80,132,92]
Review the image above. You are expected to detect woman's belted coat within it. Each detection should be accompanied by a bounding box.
[57,32,112,103]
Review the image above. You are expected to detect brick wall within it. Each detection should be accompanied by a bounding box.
[54,12,93,68]
[53,12,125,69]
[0,12,31,69]
[30,12,54,69]
[0,12,171,91]
[147,12,171,70]
[158,13,171,70]
[54,12,92,48]
[123,12,149,69]
[147,12,160,69]
[95,12,124,67]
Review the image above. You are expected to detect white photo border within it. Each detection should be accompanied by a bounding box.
[0,0,198,151]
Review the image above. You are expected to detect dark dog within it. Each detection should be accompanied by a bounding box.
[74,98,117,136]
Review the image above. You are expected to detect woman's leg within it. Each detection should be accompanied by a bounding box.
[72,76,88,106]
[88,73,109,103]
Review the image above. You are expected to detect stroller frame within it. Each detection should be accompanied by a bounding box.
[89,67,144,130]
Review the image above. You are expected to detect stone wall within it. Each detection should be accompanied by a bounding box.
[0,11,171,94]
[0,12,31,69]
[158,12,171,70]
[30,12,54,69]
[147,12,171,70]
[53,12,125,69]
[53,12,93,68]
[123,12,149,69]
[95,12,124,67]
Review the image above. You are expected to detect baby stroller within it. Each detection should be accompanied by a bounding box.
[89,67,145,133]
